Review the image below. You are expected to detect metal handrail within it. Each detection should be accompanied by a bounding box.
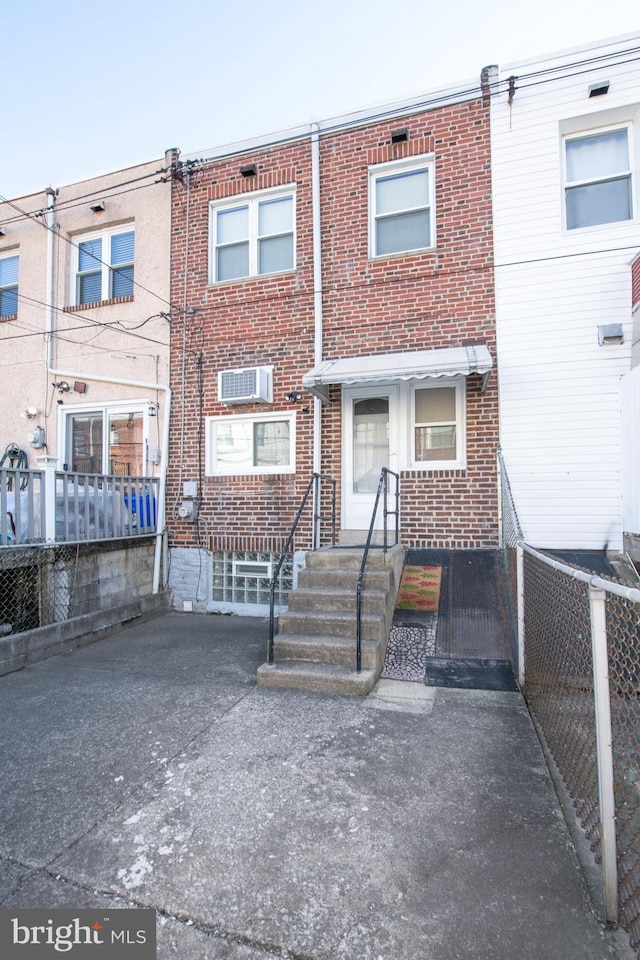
[268,472,336,664]
[355,467,400,673]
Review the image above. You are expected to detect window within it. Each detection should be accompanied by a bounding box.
[210,189,295,283]
[0,254,18,318]
[64,405,147,475]
[370,158,434,257]
[565,128,632,229]
[411,381,465,469]
[74,228,135,305]
[207,412,295,475]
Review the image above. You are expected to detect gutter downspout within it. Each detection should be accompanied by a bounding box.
[311,123,324,543]
[44,187,57,372]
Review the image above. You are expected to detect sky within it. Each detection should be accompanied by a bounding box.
[2,0,638,200]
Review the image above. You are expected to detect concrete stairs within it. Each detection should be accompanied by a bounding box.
[257,544,404,695]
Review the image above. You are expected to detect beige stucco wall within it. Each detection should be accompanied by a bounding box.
[0,160,171,473]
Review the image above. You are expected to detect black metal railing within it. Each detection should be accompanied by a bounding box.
[355,467,400,673]
[268,473,336,664]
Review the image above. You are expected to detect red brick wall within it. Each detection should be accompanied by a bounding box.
[633,254,640,310]
[168,96,498,552]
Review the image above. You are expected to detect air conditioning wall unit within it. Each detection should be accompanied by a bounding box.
[218,366,273,404]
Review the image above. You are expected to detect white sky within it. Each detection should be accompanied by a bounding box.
[2,0,638,200]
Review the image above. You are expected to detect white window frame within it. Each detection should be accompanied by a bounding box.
[206,411,296,476]
[209,186,296,284]
[72,226,135,306]
[369,155,435,259]
[409,378,466,471]
[0,252,19,318]
[59,400,150,475]
[563,124,634,231]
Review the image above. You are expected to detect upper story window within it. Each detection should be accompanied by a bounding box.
[74,228,135,305]
[565,127,632,230]
[369,157,434,257]
[209,188,295,283]
[0,254,18,318]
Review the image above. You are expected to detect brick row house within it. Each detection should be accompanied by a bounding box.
[166,78,499,617]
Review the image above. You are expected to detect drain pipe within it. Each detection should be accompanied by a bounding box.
[311,123,324,543]
[44,187,58,373]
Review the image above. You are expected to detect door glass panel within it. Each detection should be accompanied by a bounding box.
[108,412,144,475]
[69,413,103,473]
[353,397,389,493]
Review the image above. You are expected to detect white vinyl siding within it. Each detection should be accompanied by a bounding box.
[491,36,639,549]
[210,189,295,283]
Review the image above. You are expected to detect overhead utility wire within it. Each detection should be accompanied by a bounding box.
[191,44,640,169]
[0,186,179,312]
[0,168,165,226]
[6,290,170,347]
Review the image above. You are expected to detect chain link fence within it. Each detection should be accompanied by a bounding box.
[497,447,522,672]
[522,546,640,953]
[0,545,79,636]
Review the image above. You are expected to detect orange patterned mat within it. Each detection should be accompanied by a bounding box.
[396,565,442,612]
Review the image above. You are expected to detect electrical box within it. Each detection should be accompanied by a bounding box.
[183,481,198,498]
[27,426,45,448]
[178,500,198,522]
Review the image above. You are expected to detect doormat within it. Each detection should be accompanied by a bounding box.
[396,565,442,611]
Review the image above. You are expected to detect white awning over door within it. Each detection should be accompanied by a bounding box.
[302,344,493,403]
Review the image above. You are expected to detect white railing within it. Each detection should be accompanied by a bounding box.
[1,466,159,546]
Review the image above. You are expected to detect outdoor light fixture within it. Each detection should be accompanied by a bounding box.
[240,164,257,178]
[52,380,71,393]
[285,391,302,403]
[21,408,37,420]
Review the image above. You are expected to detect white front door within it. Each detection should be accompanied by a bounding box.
[342,384,398,530]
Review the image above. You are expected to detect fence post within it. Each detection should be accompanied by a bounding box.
[36,456,58,543]
[589,584,618,924]
[516,542,525,687]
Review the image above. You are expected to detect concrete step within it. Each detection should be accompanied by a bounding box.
[296,567,392,591]
[271,632,383,670]
[306,545,403,572]
[256,660,378,696]
[277,609,387,642]
[287,586,388,615]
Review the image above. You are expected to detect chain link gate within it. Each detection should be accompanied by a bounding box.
[0,545,79,636]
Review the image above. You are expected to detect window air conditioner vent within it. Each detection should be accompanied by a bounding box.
[218,366,272,404]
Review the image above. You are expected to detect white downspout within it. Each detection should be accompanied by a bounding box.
[44,187,57,372]
[311,123,324,541]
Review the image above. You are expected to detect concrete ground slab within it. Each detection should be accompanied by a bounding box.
[0,612,632,959]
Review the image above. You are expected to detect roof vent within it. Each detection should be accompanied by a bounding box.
[589,81,610,98]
